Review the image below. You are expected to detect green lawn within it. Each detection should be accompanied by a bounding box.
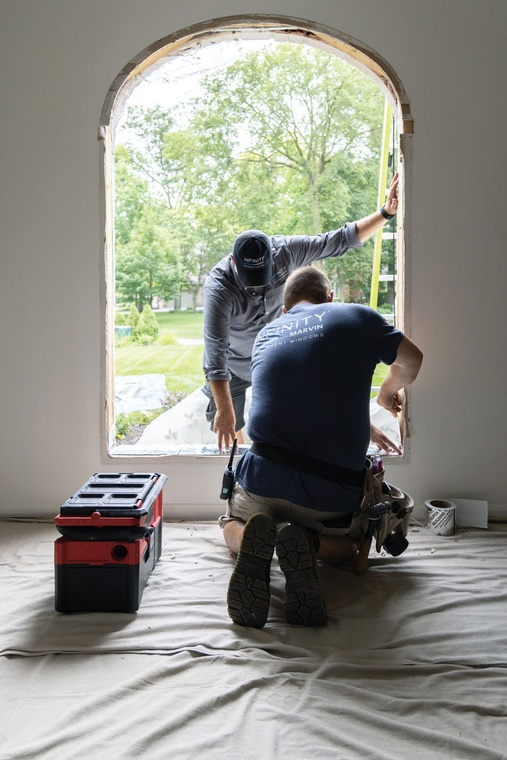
[115,311,205,394]
[154,310,204,340]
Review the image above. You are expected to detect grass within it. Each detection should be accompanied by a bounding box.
[153,310,204,340]
[115,311,205,394]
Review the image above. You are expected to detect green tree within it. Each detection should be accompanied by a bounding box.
[115,145,152,246]
[197,44,383,233]
[116,205,182,310]
[123,106,182,207]
[166,204,234,311]
[194,43,387,300]
[116,42,389,307]
[118,105,234,307]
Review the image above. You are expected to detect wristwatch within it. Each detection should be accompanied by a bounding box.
[380,204,396,220]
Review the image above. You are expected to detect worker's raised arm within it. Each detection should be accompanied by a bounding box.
[355,172,399,244]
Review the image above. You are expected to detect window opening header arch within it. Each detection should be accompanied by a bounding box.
[100,16,413,135]
[100,15,414,460]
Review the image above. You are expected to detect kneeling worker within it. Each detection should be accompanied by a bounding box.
[220,266,423,628]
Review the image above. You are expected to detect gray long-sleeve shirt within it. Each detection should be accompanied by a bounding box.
[203,223,362,383]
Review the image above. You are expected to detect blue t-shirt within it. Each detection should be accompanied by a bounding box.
[234,302,403,512]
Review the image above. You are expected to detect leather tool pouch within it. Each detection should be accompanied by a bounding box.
[348,457,414,555]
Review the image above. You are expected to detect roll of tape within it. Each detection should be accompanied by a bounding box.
[424,499,457,536]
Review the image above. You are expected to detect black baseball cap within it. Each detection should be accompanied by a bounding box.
[232,230,273,287]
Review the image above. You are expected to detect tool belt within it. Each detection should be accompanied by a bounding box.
[349,457,414,557]
[250,442,364,487]
[250,442,414,566]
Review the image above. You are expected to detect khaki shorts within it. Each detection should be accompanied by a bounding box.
[219,483,359,536]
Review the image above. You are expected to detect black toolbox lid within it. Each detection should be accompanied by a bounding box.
[59,473,166,517]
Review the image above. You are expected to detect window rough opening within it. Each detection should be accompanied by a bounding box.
[99,16,414,462]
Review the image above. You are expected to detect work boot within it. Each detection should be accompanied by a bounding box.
[227,513,277,628]
[276,523,327,626]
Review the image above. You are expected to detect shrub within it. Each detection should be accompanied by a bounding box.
[115,404,175,441]
[115,311,127,325]
[135,332,155,345]
[115,410,154,439]
[135,304,159,341]
[158,329,177,345]
[127,302,140,330]
[115,413,131,439]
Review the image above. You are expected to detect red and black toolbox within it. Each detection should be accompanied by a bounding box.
[54,472,167,613]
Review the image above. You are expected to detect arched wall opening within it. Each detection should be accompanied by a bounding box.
[98,15,414,463]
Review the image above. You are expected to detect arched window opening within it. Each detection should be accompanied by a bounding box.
[99,18,413,459]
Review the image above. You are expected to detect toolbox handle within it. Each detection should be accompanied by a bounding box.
[55,512,145,527]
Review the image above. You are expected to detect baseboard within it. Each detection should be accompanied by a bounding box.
[0,501,225,522]
[487,504,507,523]
[1,502,507,524]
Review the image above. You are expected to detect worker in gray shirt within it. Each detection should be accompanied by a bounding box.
[202,173,400,450]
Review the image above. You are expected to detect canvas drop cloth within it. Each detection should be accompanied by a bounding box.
[1,519,507,759]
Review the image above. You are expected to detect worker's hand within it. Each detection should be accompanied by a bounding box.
[384,171,399,216]
[376,388,404,417]
[214,409,237,453]
[370,423,402,455]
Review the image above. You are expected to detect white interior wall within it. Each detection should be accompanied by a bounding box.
[0,0,505,521]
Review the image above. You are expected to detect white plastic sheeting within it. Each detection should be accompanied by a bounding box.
[124,384,400,455]
[115,374,168,415]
